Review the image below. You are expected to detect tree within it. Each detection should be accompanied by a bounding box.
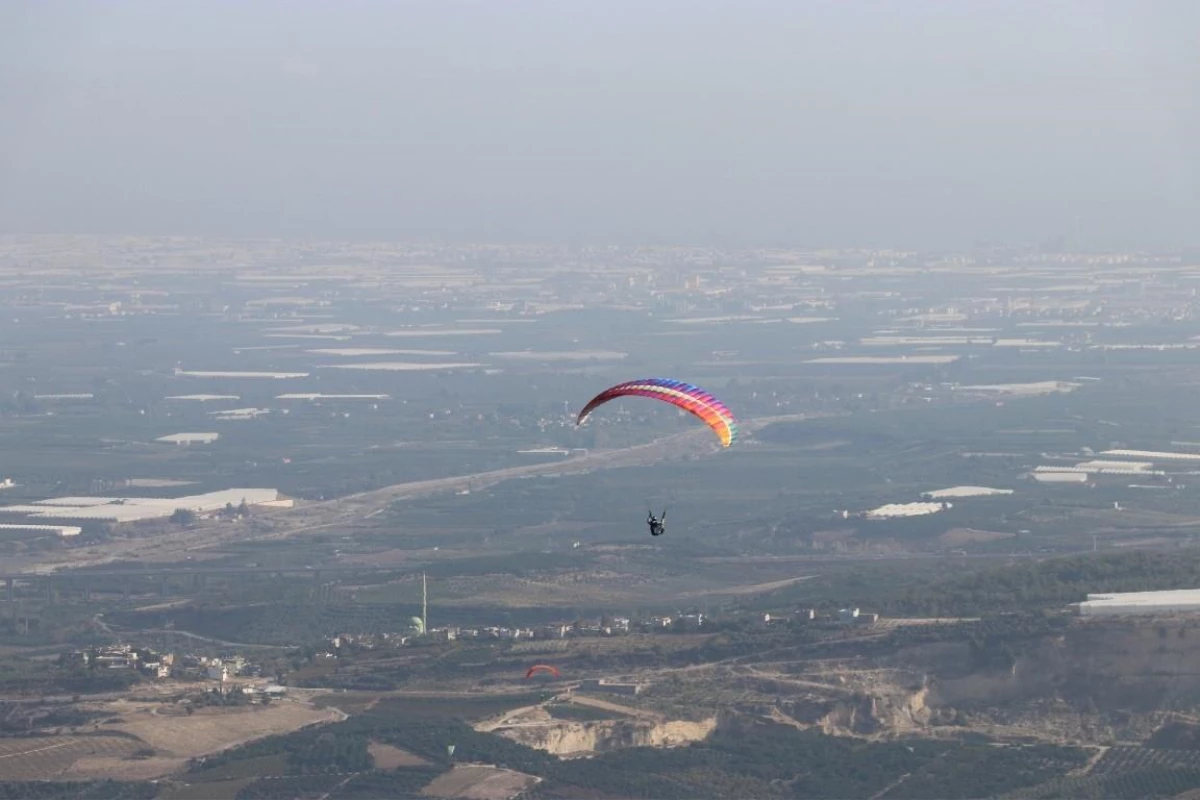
[169,508,197,525]
[80,521,114,541]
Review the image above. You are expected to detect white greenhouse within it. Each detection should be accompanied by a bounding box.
[1074,589,1200,617]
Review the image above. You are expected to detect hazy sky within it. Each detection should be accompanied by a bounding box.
[2,1,1197,250]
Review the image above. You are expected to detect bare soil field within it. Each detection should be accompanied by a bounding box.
[136,703,343,758]
[368,740,430,769]
[63,754,188,781]
[51,698,345,780]
[677,574,815,598]
[421,764,540,800]
[938,527,1015,545]
[0,734,142,780]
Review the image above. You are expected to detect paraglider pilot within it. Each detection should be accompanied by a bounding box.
[647,509,666,537]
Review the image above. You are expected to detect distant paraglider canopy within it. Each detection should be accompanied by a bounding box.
[525,664,561,680]
[576,378,738,447]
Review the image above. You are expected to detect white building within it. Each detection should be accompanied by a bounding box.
[1032,471,1089,484]
[864,502,948,519]
[922,486,1014,500]
[156,432,220,445]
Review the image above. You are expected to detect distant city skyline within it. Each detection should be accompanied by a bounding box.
[3,0,1198,251]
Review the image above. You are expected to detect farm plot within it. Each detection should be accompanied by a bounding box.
[369,740,430,769]
[0,734,142,780]
[1088,746,1200,776]
[421,764,540,800]
[114,702,343,758]
[34,702,346,782]
[565,633,716,657]
[508,640,570,655]
[62,754,189,782]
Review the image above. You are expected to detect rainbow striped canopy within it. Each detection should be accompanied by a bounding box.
[576,378,738,447]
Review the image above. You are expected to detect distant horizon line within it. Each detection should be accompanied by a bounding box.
[1,231,1195,256]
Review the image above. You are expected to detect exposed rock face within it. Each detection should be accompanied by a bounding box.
[487,713,718,756]
[800,683,932,738]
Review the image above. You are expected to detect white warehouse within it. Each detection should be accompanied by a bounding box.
[1074,589,1200,617]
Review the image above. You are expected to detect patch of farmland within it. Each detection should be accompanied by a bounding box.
[164,777,255,800]
[938,528,1015,545]
[421,764,540,800]
[369,741,431,769]
[1006,765,1200,800]
[0,734,142,780]
[677,574,815,598]
[1088,746,1200,776]
[104,700,343,759]
[565,633,715,655]
[184,754,289,783]
[508,640,571,654]
[63,754,188,781]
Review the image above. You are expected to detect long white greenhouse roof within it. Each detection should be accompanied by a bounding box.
[1082,589,1200,606]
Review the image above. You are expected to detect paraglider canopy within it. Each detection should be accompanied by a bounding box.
[576,378,737,447]
[524,664,561,680]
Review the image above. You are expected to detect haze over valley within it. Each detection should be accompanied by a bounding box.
[5,2,1200,798]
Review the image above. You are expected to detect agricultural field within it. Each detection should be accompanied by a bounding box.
[102,700,345,761]
[421,764,540,800]
[0,696,348,782]
[366,741,429,769]
[1088,746,1200,777]
[0,734,143,781]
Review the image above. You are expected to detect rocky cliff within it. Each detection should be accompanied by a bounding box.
[479,705,719,756]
